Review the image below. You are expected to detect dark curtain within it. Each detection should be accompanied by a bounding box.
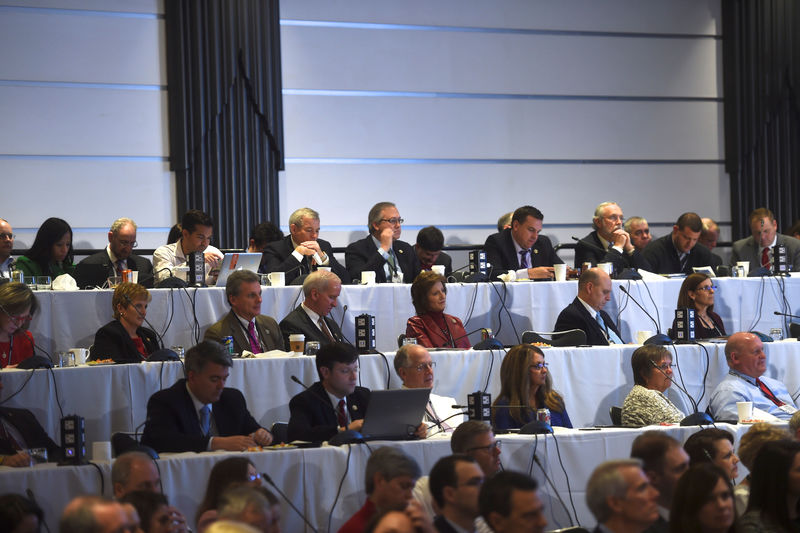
[723,0,800,239]
[165,0,284,249]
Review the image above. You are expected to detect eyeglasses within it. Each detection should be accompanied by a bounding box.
[695,285,718,292]
[530,362,549,371]
[657,363,676,371]
[380,217,404,226]
[410,362,436,372]
[467,441,501,453]
[248,473,262,482]
[603,215,624,223]
[0,233,14,241]
[117,239,138,248]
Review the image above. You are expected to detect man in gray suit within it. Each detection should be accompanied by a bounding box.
[731,207,800,273]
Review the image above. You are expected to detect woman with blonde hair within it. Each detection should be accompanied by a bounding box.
[89,282,159,363]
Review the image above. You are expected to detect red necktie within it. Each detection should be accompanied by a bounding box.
[756,378,784,406]
[761,248,770,269]
[337,399,348,428]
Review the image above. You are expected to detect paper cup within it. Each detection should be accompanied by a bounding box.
[268,272,285,287]
[361,271,376,285]
[289,334,305,353]
[598,262,613,275]
[636,331,654,344]
[553,264,567,282]
[736,261,750,277]
[431,265,446,276]
[736,401,753,422]
[92,441,112,462]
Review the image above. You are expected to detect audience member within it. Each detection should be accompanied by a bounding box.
[119,490,189,533]
[112,451,162,498]
[74,217,154,288]
[206,521,261,533]
[788,220,800,240]
[622,345,686,426]
[483,205,562,280]
[217,486,280,533]
[574,202,652,272]
[60,496,138,533]
[0,493,43,533]
[731,207,800,272]
[15,217,75,279]
[642,212,715,274]
[496,212,513,233]
[624,216,652,252]
[153,209,223,285]
[669,464,737,533]
[414,226,452,276]
[364,510,416,533]
[630,431,689,532]
[0,282,38,368]
[338,446,422,533]
[287,342,369,442]
[279,270,345,348]
[669,273,726,340]
[89,282,160,363]
[345,202,420,283]
[733,423,791,515]
[204,270,285,354]
[0,374,60,466]
[478,470,547,533]
[262,208,349,284]
[0,218,16,279]
[247,222,283,254]
[708,331,797,421]
[791,411,800,441]
[141,340,273,452]
[700,218,720,250]
[684,428,740,482]
[196,457,263,532]
[428,455,484,533]
[585,459,659,533]
[493,344,572,429]
[554,267,624,345]
[405,271,470,349]
[740,440,800,532]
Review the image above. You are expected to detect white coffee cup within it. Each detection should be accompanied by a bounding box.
[361,271,376,285]
[431,265,446,276]
[736,401,753,422]
[69,348,89,365]
[598,262,613,275]
[553,264,567,282]
[92,441,112,462]
[131,271,139,284]
[289,334,305,353]
[267,272,285,287]
[736,261,750,277]
[636,331,654,344]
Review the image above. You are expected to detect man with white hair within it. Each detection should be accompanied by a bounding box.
[574,202,651,272]
[75,217,154,288]
[279,269,346,347]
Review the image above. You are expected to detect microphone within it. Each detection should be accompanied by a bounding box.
[154,267,188,288]
[426,410,469,437]
[290,375,309,390]
[261,472,319,533]
[450,327,503,350]
[648,360,712,426]
[774,311,800,320]
[618,286,671,345]
[338,304,348,332]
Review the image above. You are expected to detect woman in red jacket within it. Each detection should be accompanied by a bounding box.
[405,271,470,349]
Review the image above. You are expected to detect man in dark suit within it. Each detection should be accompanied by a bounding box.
[204,270,285,355]
[279,270,345,348]
[478,471,548,533]
[0,375,61,466]
[483,205,563,280]
[345,202,420,283]
[642,212,716,274]
[287,342,370,442]
[74,218,154,288]
[731,207,800,273]
[140,340,273,453]
[554,268,624,345]
[260,207,350,284]
[414,226,452,276]
[574,202,652,273]
[586,459,660,533]
[429,455,484,533]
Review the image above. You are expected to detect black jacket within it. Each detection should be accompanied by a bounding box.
[554,297,624,346]
[89,320,160,363]
[345,236,420,283]
[261,235,351,284]
[287,382,370,442]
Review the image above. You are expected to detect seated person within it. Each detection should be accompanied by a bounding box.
[732,207,800,273]
[287,342,370,442]
[261,207,349,284]
[623,216,652,252]
[204,270,285,355]
[621,345,685,426]
[152,209,223,285]
[574,202,652,272]
[414,226,452,276]
[0,375,61,466]
[15,217,75,279]
[700,217,724,269]
[89,282,160,363]
[216,486,280,533]
[0,494,44,532]
[0,282,38,368]
[195,457,263,531]
[405,271,470,349]
[708,331,798,421]
[140,341,273,453]
[670,464,737,533]
[0,218,14,279]
[732,423,791,515]
[669,273,726,340]
[247,221,282,273]
[492,344,572,430]
[642,212,715,274]
[554,267,625,345]
[279,270,346,348]
[684,428,740,482]
[119,491,184,533]
[74,218,154,289]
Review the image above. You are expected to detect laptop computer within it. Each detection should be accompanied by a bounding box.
[214,252,263,287]
[360,388,431,440]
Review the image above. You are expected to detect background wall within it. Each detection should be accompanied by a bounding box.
[1,0,727,267]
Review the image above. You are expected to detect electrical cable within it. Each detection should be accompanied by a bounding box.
[326,443,352,533]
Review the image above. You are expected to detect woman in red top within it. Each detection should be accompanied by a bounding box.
[405,271,470,349]
[0,282,38,368]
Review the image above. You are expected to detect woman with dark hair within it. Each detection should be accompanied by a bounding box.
[89,282,159,363]
[621,345,685,426]
[684,428,740,482]
[15,217,75,279]
[740,439,800,532]
[196,457,262,532]
[120,490,189,533]
[0,282,39,368]
[670,273,726,339]
[0,493,44,533]
[670,463,737,533]
[734,423,791,515]
[405,271,470,349]
[492,344,572,429]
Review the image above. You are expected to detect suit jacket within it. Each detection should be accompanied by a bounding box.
[731,233,800,272]
[574,230,652,272]
[204,311,285,354]
[345,236,420,283]
[433,516,460,533]
[260,235,351,284]
[406,313,470,349]
[89,319,160,363]
[483,229,563,279]
[279,305,346,348]
[643,516,669,533]
[642,235,716,275]
[554,297,624,346]
[0,407,61,460]
[140,378,262,453]
[287,382,370,442]
[74,250,154,288]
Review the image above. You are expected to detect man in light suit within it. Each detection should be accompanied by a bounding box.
[731,207,800,273]
[204,270,285,354]
[554,267,625,345]
[279,269,346,348]
[74,218,155,288]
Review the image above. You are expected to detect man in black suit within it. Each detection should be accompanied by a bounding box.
[483,205,563,280]
[279,270,346,347]
[574,202,652,273]
[345,202,420,283]
[140,340,273,453]
[415,226,452,276]
[261,207,350,284]
[478,471,547,533]
[74,218,155,288]
[642,212,716,274]
[554,267,625,345]
[287,342,370,442]
[586,459,660,533]
[429,455,484,533]
[0,375,61,466]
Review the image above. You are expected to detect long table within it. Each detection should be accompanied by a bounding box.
[26,276,800,355]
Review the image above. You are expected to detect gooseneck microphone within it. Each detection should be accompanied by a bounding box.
[290,375,309,390]
[261,472,319,533]
[648,360,713,426]
[123,294,165,350]
[774,311,800,319]
[618,286,671,345]
[450,327,503,350]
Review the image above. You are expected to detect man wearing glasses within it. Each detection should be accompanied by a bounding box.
[75,218,155,288]
[346,202,421,283]
[429,455,485,533]
[153,209,224,285]
[574,202,652,273]
[0,218,14,279]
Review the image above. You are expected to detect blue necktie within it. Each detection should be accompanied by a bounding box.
[199,405,211,436]
[596,312,623,344]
